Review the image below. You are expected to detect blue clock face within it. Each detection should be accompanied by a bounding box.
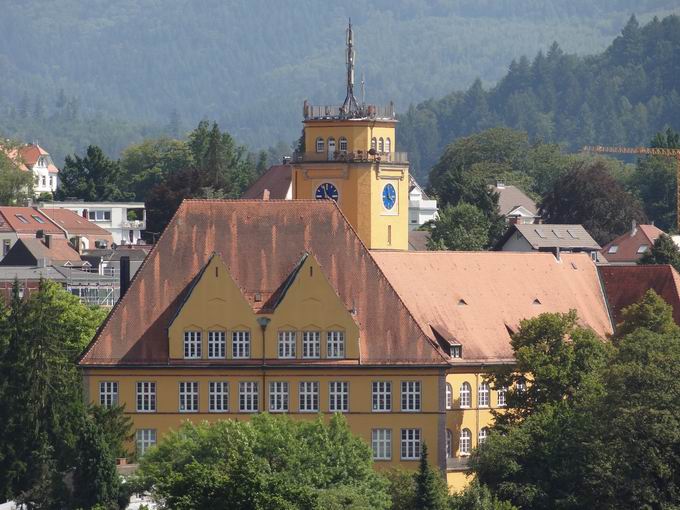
[382,183,396,210]
[315,182,339,201]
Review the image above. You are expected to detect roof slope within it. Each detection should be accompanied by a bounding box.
[601,224,663,264]
[599,264,680,327]
[0,238,84,267]
[39,208,112,237]
[497,224,600,250]
[491,185,538,216]
[372,251,613,363]
[241,165,292,199]
[80,200,446,366]
[0,207,64,235]
[12,144,59,173]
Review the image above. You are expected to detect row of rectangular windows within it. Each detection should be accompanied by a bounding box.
[183,330,345,360]
[100,380,422,413]
[314,137,393,154]
[446,381,509,409]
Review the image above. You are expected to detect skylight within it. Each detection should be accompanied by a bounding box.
[567,229,579,239]
[15,214,28,224]
[637,245,649,254]
[608,245,619,254]
[534,228,546,238]
[31,215,45,224]
[552,229,564,239]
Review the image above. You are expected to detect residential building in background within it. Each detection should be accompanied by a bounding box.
[494,223,601,260]
[10,144,59,196]
[40,207,114,251]
[408,178,438,229]
[0,207,65,257]
[491,181,540,225]
[42,201,146,245]
[600,223,663,264]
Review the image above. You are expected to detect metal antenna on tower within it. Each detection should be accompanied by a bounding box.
[341,18,359,117]
[360,72,365,107]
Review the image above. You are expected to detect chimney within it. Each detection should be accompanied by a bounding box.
[119,256,130,300]
[631,219,637,237]
[262,189,270,201]
[44,234,51,248]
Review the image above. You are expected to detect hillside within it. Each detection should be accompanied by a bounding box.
[400,14,680,182]
[1,0,678,165]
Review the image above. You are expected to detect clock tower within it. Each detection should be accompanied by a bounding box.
[292,21,409,251]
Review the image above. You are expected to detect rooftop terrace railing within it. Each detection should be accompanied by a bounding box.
[294,150,409,164]
[303,102,397,121]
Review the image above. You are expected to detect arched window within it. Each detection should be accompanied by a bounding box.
[460,382,471,408]
[339,137,348,152]
[460,428,471,456]
[446,383,453,410]
[385,137,391,153]
[371,137,377,151]
[478,382,489,407]
[479,427,489,445]
[446,429,453,458]
[378,137,384,152]
[316,137,324,153]
[327,138,336,159]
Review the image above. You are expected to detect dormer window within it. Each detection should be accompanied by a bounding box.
[315,137,324,153]
[451,345,462,358]
[339,137,348,152]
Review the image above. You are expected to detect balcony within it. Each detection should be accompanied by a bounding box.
[303,102,397,121]
[446,456,470,471]
[122,219,146,229]
[294,151,409,164]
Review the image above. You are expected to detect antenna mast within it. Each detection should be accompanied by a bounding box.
[341,19,360,117]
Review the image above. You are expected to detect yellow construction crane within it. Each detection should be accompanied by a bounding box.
[582,145,680,230]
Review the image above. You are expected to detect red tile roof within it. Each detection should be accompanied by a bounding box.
[0,207,64,235]
[599,264,680,327]
[80,200,447,366]
[39,207,112,237]
[372,251,613,363]
[241,165,292,199]
[9,144,60,174]
[600,224,664,264]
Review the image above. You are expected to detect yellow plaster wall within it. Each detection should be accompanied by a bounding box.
[303,120,396,154]
[368,166,409,250]
[84,367,444,470]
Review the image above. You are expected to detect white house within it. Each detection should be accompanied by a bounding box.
[7,144,59,196]
[408,178,438,229]
[44,201,147,245]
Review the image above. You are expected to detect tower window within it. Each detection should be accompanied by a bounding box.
[327,137,336,156]
[339,137,348,152]
[371,137,377,151]
[315,137,324,153]
[378,137,384,152]
[385,137,391,153]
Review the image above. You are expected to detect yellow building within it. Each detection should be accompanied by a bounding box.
[78,23,613,491]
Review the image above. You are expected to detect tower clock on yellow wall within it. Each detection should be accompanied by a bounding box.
[382,183,397,210]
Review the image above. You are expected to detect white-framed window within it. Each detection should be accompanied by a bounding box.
[299,381,319,412]
[497,387,507,407]
[268,381,289,412]
[15,214,28,224]
[372,429,392,460]
[278,331,296,359]
[136,429,156,456]
[31,215,45,224]
[516,378,526,394]
[371,137,377,151]
[179,381,199,412]
[339,137,348,152]
[401,381,421,412]
[184,330,201,359]
[208,330,226,358]
[329,381,349,412]
[232,330,250,359]
[316,137,324,153]
[99,381,118,407]
[136,381,156,412]
[479,427,489,445]
[400,428,421,460]
[209,381,229,412]
[239,381,259,412]
[41,176,46,186]
[460,428,471,456]
[378,137,384,152]
[372,381,391,412]
[637,245,649,254]
[608,245,619,254]
[88,210,111,222]
[327,331,345,359]
[446,429,453,458]
[479,382,490,407]
[302,331,320,358]
[385,137,391,153]
[446,382,453,410]
[460,382,471,408]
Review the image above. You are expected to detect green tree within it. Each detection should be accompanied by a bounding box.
[615,288,680,338]
[413,444,449,510]
[57,145,133,201]
[449,481,517,510]
[638,233,680,272]
[132,414,390,510]
[384,470,417,510]
[540,160,647,245]
[0,139,35,204]
[427,203,490,250]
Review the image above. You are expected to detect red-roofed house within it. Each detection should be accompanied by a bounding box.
[0,207,65,258]
[601,223,664,264]
[8,144,59,196]
[40,207,113,251]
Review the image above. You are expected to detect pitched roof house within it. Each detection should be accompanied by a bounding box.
[494,223,601,259]
[491,182,539,224]
[40,207,114,251]
[8,144,59,196]
[600,223,664,264]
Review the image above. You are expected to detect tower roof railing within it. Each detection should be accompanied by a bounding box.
[294,150,408,164]
[303,102,397,121]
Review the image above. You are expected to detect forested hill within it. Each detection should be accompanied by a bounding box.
[400,14,680,183]
[0,1,678,166]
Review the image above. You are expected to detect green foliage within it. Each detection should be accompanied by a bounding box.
[638,233,680,272]
[384,469,417,510]
[57,145,134,201]
[414,444,449,510]
[427,203,490,251]
[0,139,35,204]
[132,413,391,510]
[0,280,125,508]
[616,288,680,339]
[449,481,517,510]
[540,160,647,244]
